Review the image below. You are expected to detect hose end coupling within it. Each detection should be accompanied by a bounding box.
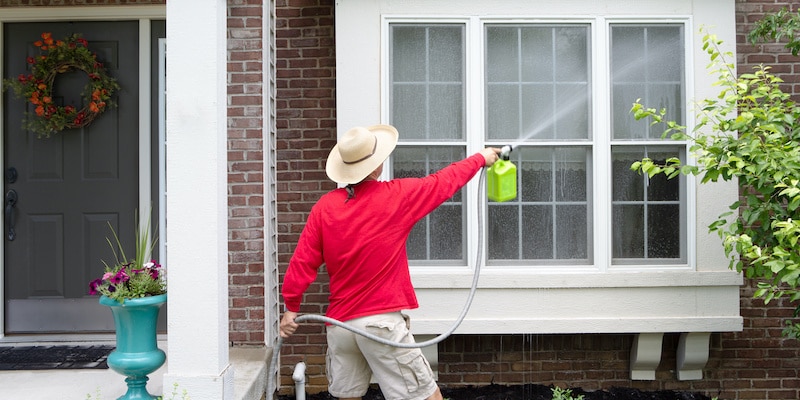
[500,145,512,161]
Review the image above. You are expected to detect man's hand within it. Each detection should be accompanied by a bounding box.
[280,311,299,338]
[480,147,502,167]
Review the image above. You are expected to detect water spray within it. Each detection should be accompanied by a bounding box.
[486,145,517,202]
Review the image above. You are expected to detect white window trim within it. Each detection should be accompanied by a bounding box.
[384,16,697,272]
[336,0,742,336]
[602,17,699,272]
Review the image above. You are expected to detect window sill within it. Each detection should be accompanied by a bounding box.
[407,270,743,334]
[410,269,741,288]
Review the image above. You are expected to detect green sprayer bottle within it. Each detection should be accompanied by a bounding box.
[487,145,517,202]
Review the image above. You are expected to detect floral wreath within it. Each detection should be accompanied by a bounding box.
[2,32,120,138]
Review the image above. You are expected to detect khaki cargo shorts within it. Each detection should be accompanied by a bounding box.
[325,312,437,400]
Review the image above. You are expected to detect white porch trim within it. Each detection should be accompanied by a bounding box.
[161,0,234,399]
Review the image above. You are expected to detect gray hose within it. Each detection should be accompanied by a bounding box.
[266,169,487,399]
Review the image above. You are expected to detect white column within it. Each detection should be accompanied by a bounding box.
[162,0,233,399]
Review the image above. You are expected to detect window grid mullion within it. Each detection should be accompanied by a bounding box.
[424,151,432,260]
[517,27,524,142]
[425,27,432,140]
[516,27,524,260]
[551,27,559,139]
[550,153,558,259]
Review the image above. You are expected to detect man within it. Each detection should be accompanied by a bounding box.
[281,124,501,400]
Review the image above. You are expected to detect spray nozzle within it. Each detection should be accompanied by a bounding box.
[500,145,512,161]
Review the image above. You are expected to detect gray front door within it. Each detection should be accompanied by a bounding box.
[3,22,140,333]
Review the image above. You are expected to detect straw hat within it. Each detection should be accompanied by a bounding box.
[326,125,399,184]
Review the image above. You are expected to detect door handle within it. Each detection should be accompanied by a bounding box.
[5,189,17,241]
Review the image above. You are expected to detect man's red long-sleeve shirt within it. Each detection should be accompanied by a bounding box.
[282,153,486,322]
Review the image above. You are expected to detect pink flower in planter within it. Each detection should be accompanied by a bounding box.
[88,278,103,295]
[110,270,130,285]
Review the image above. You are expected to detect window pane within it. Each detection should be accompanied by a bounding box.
[392,26,427,82]
[430,204,463,259]
[520,28,554,80]
[488,146,591,263]
[521,205,552,259]
[486,26,520,82]
[556,204,588,259]
[393,146,466,262]
[393,84,427,137]
[487,84,519,137]
[611,82,649,141]
[613,204,645,258]
[553,27,589,81]
[610,26,646,81]
[612,204,681,259]
[611,24,684,140]
[554,148,588,201]
[430,85,463,138]
[647,168,679,201]
[611,145,685,263]
[488,204,521,260]
[486,24,591,141]
[648,204,680,258]
[429,26,464,82]
[648,26,684,81]
[611,147,645,202]
[520,148,552,202]
[554,84,591,140]
[391,24,464,141]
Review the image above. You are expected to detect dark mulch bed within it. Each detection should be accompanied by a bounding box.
[279,383,715,400]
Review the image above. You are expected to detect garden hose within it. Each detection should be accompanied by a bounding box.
[266,168,488,399]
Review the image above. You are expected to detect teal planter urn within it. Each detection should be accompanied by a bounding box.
[100,293,167,400]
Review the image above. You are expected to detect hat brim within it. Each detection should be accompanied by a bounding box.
[326,125,399,184]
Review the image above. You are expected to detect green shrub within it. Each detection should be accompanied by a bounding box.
[631,26,800,338]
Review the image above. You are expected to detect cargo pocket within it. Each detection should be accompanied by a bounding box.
[364,316,407,342]
[396,350,433,393]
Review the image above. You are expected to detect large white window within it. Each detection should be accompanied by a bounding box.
[389,20,687,268]
[336,0,742,339]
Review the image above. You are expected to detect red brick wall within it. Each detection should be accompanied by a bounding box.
[275,0,336,391]
[737,0,800,99]
[274,1,800,398]
[228,0,267,345]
